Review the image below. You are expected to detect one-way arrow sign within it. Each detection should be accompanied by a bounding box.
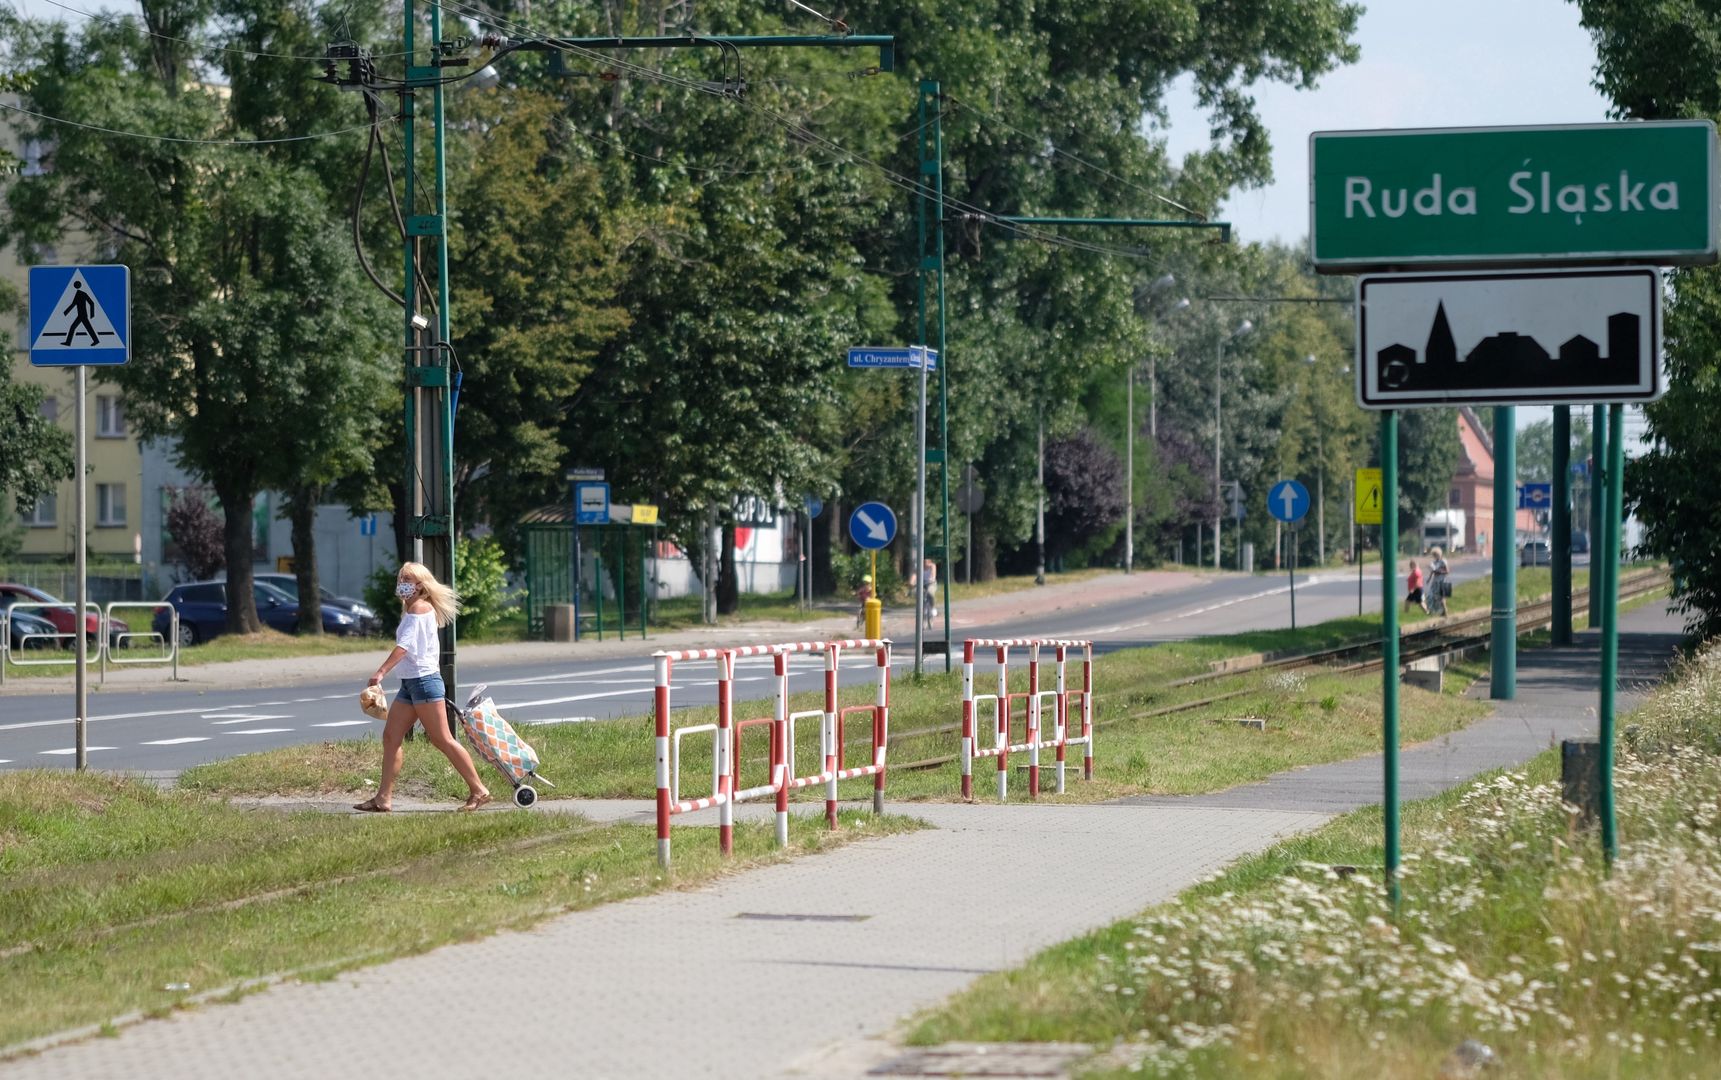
[1268,479,1310,524]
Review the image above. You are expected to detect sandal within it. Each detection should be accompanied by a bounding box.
[458,792,493,812]
[353,797,391,813]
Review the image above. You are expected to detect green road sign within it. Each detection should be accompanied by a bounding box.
[1310,122,1718,271]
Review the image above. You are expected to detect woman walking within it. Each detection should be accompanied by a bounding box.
[353,562,491,813]
[1406,559,1426,613]
[1426,546,1451,616]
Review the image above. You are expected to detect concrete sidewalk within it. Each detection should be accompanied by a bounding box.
[2,604,1687,1080]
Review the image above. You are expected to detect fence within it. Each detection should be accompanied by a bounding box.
[961,638,1093,801]
[654,637,891,869]
[0,601,178,685]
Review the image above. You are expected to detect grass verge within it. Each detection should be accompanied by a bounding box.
[0,770,918,1053]
[908,635,1718,1079]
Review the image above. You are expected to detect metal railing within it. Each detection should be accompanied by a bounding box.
[0,601,180,685]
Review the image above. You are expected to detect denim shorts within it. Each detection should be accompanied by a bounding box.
[396,672,446,705]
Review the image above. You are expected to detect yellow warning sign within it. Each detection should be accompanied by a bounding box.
[632,504,660,526]
[1355,468,1384,526]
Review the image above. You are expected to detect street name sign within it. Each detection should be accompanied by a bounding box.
[29,265,131,366]
[1518,483,1553,511]
[1355,468,1383,526]
[848,502,897,550]
[564,466,605,482]
[1310,122,1718,271]
[1355,267,1662,408]
[575,482,611,525]
[847,346,938,371]
[1267,479,1310,524]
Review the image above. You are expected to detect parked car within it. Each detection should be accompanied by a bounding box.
[151,580,362,646]
[0,583,130,647]
[1,597,66,652]
[1519,540,1551,567]
[253,574,382,636]
[1571,530,1590,555]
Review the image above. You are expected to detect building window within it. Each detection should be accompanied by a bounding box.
[20,139,51,177]
[22,493,56,527]
[97,484,126,527]
[39,396,58,422]
[97,396,126,438]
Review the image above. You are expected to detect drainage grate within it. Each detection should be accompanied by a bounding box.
[734,912,871,923]
[869,1043,1093,1077]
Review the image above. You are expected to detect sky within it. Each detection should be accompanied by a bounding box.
[1153,0,1637,438]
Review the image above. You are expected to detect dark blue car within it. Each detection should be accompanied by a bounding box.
[152,580,361,646]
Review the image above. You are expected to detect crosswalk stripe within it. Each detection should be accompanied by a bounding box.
[141,737,210,746]
[39,747,116,755]
[225,728,293,735]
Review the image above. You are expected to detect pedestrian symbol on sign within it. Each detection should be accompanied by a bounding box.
[32,271,122,352]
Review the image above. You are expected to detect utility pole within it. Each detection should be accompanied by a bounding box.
[1035,415,1046,584]
[1125,363,1133,573]
[915,79,950,673]
[1214,320,1252,570]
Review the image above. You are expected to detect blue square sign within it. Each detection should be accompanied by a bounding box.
[29,265,130,366]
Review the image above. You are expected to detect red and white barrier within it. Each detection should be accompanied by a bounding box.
[961,638,1093,801]
[654,638,891,869]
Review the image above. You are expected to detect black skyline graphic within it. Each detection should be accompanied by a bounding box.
[1377,301,1639,393]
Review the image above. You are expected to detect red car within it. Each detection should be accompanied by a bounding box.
[0,583,130,647]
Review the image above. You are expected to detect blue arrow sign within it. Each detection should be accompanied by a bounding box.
[29,265,130,366]
[1518,482,1553,510]
[1267,479,1310,523]
[804,496,824,520]
[847,346,938,371]
[848,501,897,550]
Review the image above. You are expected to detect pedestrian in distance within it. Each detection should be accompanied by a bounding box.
[353,561,492,813]
[854,574,873,629]
[1406,559,1426,613]
[915,557,937,623]
[1426,546,1451,616]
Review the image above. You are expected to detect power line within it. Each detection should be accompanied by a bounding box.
[0,100,373,146]
[944,94,1206,221]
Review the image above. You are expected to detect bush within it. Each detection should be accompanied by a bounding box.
[832,550,902,603]
[166,488,224,580]
[363,538,516,637]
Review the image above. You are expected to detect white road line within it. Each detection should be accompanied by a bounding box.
[201,713,292,722]
[313,720,374,728]
[0,759,10,764]
[498,687,653,710]
[517,716,601,726]
[142,737,210,746]
[225,728,293,735]
[39,747,116,755]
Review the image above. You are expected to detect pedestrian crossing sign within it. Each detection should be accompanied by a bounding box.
[1355,467,1384,526]
[29,264,130,366]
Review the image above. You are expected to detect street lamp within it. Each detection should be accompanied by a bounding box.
[1215,318,1252,570]
[1129,279,1188,573]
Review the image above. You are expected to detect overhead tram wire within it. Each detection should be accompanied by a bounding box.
[0,100,375,146]
[406,2,1180,264]
[944,94,1208,223]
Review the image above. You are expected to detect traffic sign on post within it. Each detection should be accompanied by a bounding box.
[359,513,378,537]
[847,346,938,370]
[1356,268,1662,408]
[29,265,131,366]
[1311,121,1719,271]
[1267,479,1310,523]
[575,482,611,525]
[848,502,897,550]
[1518,482,1553,511]
[1354,467,1384,525]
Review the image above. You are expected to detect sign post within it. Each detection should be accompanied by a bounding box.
[30,265,131,772]
[1268,479,1311,628]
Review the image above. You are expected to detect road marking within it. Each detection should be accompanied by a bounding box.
[202,713,292,722]
[517,716,601,726]
[0,759,10,764]
[40,747,116,755]
[142,737,210,746]
[499,687,653,710]
[225,728,293,735]
[313,720,373,728]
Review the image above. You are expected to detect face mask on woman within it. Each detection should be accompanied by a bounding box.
[396,582,417,598]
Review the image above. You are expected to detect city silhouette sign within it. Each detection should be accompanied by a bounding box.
[1311,122,1718,272]
[1355,268,1661,408]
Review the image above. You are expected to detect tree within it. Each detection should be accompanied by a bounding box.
[1391,409,1462,541]
[166,488,225,581]
[0,0,393,635]
[1575,0,1721,632]
[0,283,73,513]
[1044,427,1126,564]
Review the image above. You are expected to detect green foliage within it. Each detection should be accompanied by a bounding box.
[1576,0,1721,634]
[832,550,902,603]
[0,280,72,511]
[454,536,514,636]
[362,565,398,627]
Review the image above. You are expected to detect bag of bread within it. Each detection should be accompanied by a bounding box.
[358,684,389,721]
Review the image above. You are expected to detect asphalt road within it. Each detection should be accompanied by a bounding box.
[0,558,1506,772]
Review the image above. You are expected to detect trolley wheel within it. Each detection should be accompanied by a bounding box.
[513,784,537,809]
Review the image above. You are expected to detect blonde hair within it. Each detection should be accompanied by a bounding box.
[398,561,460,627]
[1429,546,1445,561]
